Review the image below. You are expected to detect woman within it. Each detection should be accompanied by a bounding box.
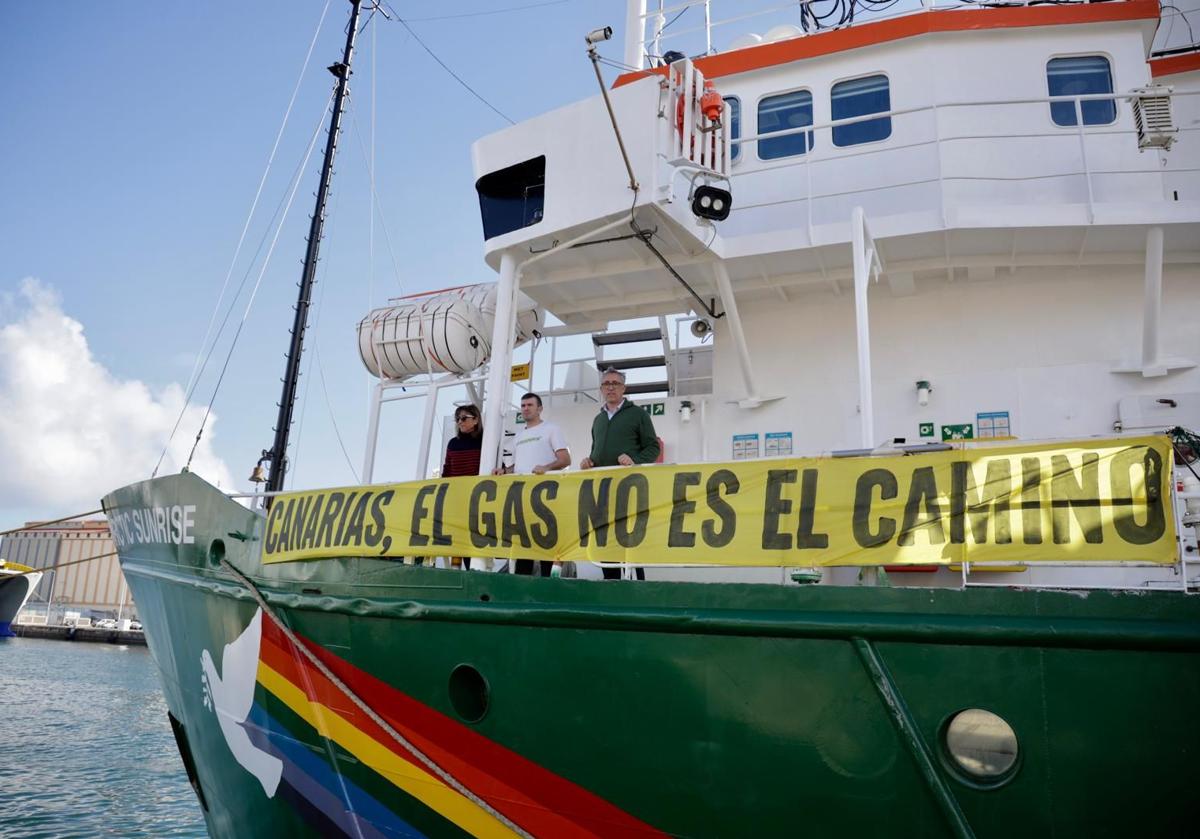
[442,404,483,569]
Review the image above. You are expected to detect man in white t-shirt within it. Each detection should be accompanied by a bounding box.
[498,392,570,576]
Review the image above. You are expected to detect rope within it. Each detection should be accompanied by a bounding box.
[153,0,334,478]
[4,550,118,577]
[218,557,533,839]
[186,88,337,470]
[1,509,103,539]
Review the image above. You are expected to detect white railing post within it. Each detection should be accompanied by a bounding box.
[480,250,519,476]
[362,381,384,483]
[712,260,762,404]
[852,206,875,448]
[1074,98,1095,223]
[415,380,441,480]
[1142,225,1165,374]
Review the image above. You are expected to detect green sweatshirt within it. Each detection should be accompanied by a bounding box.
[588,400,661,466]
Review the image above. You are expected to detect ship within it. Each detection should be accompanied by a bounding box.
[103,1,1200,837]
[0,560,44,636]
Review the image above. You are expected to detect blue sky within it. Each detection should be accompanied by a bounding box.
[0,0,622,523]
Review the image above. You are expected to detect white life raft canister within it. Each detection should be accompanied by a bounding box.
[357,283,544,380]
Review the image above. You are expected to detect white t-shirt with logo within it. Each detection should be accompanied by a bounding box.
[512,420,569,474]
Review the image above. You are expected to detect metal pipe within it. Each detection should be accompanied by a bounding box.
[852,206,875,448]
[1142,225,1165,373]
[711,261,760,402]
[589,45,639,193]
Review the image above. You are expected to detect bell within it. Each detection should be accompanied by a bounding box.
[248,464,267,484]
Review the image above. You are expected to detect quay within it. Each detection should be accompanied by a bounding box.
[12,624,147,646]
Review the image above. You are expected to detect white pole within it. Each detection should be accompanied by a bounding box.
[480,250,519,475]
[116,575,127,624]
[415,381,441,480]
[624,0,648,70]
[361,381,384,483]
[852,206,875,448]
[711,260,760,402]
[1142,225,1164,373]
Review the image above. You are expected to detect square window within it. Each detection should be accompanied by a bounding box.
[832,74,891,147]
[758,90,814,160]
[1047,56,1115,126]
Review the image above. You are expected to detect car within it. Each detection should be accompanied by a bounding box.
[128,620,143,631]
[94,619,118,629]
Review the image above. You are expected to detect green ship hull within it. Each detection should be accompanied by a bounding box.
[105,471,1200,838]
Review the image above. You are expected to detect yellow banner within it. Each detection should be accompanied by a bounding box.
[260,436,1175,566]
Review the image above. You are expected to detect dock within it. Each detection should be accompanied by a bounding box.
[12,624,147,646]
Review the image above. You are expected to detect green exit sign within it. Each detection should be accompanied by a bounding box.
[642,402,665,416]
[919,422,935,438]
[942,423,975,441]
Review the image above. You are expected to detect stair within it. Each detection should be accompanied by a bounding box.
[592,323,673,396]
[595,355,666,371]
[592,328,663,346]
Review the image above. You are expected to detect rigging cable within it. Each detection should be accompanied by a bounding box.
[404,0,573,22]
[152,0,334,478]
[384,3,515,125]
[186,90,337,470]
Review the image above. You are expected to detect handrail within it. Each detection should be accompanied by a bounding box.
[632,0,1137,58]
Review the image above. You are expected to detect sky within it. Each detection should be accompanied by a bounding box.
[0,0,625,525]
[1,0,1196,527]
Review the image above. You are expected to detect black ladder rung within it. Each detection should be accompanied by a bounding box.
[624,381,670,395]
[592,328,663,346]
[595,355,666,371]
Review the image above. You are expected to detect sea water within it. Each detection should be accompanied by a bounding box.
[0,637,206,837]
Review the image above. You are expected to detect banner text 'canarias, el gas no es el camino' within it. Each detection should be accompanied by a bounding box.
[260,436,1174,566]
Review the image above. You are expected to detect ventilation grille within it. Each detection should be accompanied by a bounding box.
[1131,85,1177,151]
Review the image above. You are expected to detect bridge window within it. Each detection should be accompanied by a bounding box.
[1048,56,1115,126]
[725,96,741,161]
[476,156,545,241]
[758,90,814,160]
[832,74,891,146]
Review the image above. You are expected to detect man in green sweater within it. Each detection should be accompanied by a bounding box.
[580,367,660,579]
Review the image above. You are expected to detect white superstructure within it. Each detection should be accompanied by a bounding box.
[374,1,1200,588]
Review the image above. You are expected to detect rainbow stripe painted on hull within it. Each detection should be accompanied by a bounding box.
[249,613,665,838]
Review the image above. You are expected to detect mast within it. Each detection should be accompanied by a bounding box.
[264,0,363,495]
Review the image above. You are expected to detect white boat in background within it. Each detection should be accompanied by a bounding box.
[0,560,43,636]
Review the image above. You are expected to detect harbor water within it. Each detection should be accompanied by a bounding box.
[0,637,206,837]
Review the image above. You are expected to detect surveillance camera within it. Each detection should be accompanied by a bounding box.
[586,26,613,45]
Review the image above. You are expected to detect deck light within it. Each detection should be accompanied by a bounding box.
[916,380,932,407]
[692,185,732,221]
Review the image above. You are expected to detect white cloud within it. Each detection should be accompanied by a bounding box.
[0,278,235,512]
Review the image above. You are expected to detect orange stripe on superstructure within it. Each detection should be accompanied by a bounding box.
[257,628,607,839]
[1150,52,1200,77]
[614,0,1162,86]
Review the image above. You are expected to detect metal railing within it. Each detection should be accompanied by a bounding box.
[627,0,1134,69]
[703,89,1198,233]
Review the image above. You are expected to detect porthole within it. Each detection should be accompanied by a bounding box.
[944,708,1019,782]
[448,664,490,723]
[208,539,226,568]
